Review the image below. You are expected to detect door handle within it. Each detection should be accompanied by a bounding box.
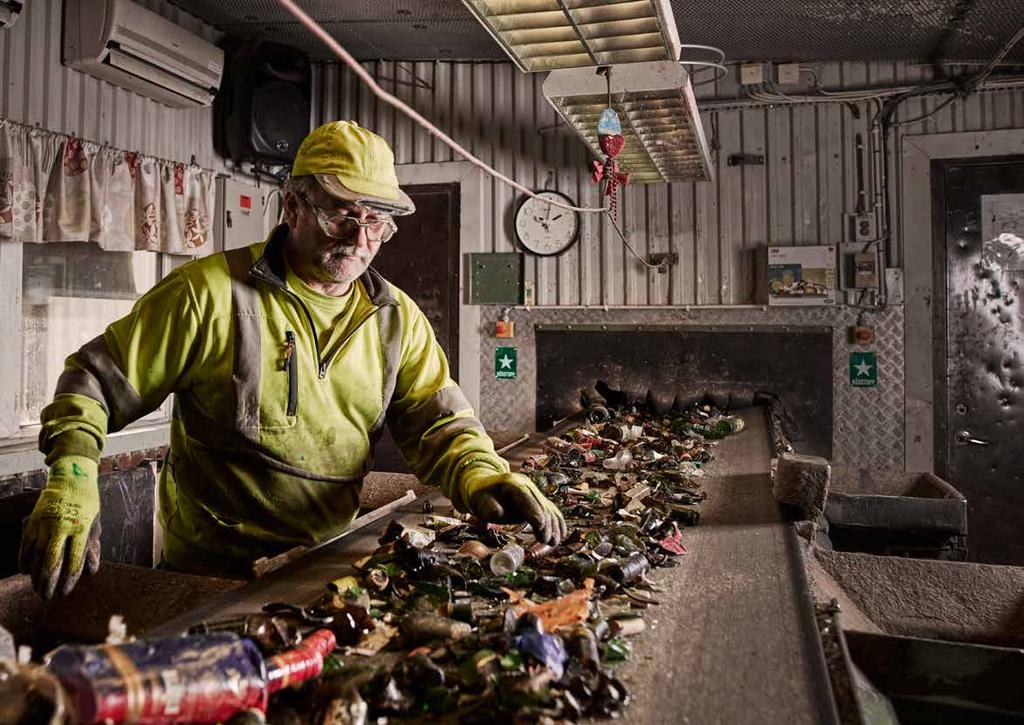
[954,430,992,446]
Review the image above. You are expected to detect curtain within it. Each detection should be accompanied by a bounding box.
[0,118,214,254]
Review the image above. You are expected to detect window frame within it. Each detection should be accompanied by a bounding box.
[0,241,178,470]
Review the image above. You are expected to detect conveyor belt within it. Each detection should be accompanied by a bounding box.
[148,408,837,723]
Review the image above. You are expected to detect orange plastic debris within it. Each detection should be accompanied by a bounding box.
[502,578,595,632]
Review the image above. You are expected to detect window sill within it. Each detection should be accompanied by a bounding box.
[0,424,170,478]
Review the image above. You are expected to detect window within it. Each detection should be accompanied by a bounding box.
[0,242,187,443]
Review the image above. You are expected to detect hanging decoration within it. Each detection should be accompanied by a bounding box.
[590,69,630,219]
[0,117,214,254]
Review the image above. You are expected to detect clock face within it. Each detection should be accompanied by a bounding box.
[514,190,581,256]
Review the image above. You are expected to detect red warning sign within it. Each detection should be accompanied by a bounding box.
[239,195,252,214]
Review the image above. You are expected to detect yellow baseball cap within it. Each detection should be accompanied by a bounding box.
[291,121,415,215]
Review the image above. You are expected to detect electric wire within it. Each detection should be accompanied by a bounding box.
[274,0,609,215]
[606,211,662,269]
[893,94,959,126]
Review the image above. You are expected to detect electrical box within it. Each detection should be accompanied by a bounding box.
[838,242,881,293]
[469,253,524,305]
[758,245,837,306]
[215,177,273,252]
[740,63,764,86]
[777,63,801,85]
[852,252,879,288]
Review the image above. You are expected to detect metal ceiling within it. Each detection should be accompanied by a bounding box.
[166,0,1024,63]
[460,0,681,73]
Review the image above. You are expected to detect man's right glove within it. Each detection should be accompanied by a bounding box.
[19,456,102,598]
[459,468,567,545]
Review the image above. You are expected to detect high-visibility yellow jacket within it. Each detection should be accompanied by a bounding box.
[39,226,507,576]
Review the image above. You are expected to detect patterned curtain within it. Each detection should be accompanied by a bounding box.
[0,118,214,253]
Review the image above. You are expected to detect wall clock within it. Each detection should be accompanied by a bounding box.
[513,190,580,256]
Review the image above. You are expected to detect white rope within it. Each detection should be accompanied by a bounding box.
[274,0,609,215]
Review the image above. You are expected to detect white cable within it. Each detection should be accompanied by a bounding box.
[678,44,726,63]
[273,0,608,215]
[679,59,729,86]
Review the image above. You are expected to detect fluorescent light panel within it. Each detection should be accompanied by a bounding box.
[543,61,714,183]
[462,0,681,72]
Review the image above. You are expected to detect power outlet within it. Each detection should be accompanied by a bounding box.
[854,213,877,242]
[777,63,801,85]
[740,63,764,85]
[845,212,877,243]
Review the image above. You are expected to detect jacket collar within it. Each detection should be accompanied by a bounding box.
[249,224,397,307]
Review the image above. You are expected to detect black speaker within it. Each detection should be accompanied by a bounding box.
[216,40,311,165]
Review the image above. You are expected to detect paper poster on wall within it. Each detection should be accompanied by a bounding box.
[767,245,836,306]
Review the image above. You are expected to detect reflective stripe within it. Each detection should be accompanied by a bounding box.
[388,385,472,445]
[53,365,107,413]
[57,335,145,431]
[370,302,403,443]
[416,415,487,467]
[225,247,262,443]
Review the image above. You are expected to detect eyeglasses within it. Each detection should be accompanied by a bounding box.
[298,193,398,243]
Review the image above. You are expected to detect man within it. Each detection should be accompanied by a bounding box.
[20,121,565,597]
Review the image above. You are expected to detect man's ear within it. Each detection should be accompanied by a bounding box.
[282,191,301,227]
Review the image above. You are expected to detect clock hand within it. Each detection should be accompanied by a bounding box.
[551,214,563,221]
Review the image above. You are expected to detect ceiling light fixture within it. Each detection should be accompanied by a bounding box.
[543,61,714,182]
[461,0,680,73]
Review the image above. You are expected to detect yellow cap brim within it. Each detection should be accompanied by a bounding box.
[316,174,416,216]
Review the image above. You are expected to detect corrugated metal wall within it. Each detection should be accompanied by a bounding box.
[0,0,224,169]
[312,60,1024,305]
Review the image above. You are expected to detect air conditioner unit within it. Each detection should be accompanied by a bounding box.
[63,0,223,108]
[1,0,23,29]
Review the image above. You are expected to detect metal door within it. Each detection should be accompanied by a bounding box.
[370,183,461,472]
[936,158,1024,565]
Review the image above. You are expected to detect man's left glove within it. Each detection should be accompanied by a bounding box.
[19,456,102,598]
[460,468,567,545]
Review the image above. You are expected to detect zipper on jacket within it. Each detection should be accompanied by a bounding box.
[283,330,298,416]
[283,287,396,382]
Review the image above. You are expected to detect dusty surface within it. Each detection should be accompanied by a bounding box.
[604,409,834,725]
[360,470,430,510]
[805,553,882,635]
[815,548,1024,647]
[0,563,241,653]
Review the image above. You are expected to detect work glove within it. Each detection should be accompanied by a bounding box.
[19,456,102,599]
[461,468,567,545]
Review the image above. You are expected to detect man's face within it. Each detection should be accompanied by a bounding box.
[284,186,388,287]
